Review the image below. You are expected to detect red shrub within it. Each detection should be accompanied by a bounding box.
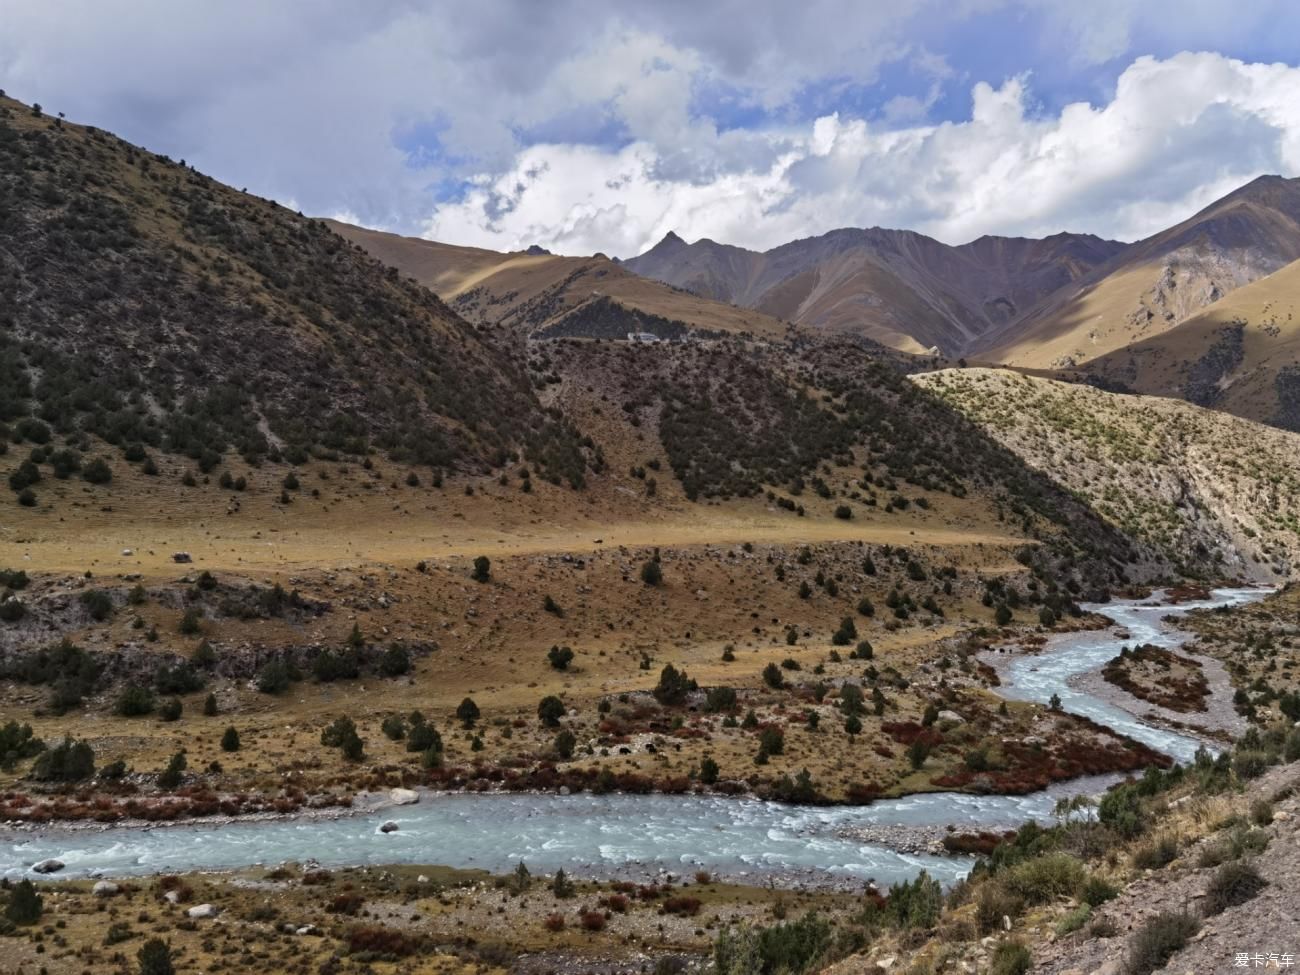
[544,913,566,932]
[579,910,607,931]
[662,896,701,916]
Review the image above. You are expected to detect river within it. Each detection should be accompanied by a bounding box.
[1,587,1269,888]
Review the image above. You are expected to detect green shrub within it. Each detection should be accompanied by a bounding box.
[1055,903,1092,936]
[158,697,182,721]
[975,882,1024,934]
[114,685,156,717]
[886,871,942,930]
[1203,861,1266,916]
[1132,834,1178,870]
[29,737,95,781]
[80,588,115,621]
[4,879,42,925]
[1079,875,1118,907]
[1124,911,1198,975]
[989,941,1032,975]
[457,697,482,727]
[471,556,491,583]
[82,457,113,483]
[1002,853,1085,905]
[640,559,663,586]
[547,645,575,671]
[220,727,241,752]
[320,716,364,760]
[137,937,175,975]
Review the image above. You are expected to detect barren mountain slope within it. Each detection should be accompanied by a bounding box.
[625,227,1123,354]
[0,96,588,479]
[914,368,1300,582]
[327,220,791,340]
[1077,256,1300,431]
[982,175,1300,368]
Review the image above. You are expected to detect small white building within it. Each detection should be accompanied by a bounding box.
[627,332,660,343]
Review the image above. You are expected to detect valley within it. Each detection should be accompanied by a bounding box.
[1,88,1299,975]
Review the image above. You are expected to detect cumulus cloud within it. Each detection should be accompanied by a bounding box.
[431,53,1300,254]
[3,2,1300,254]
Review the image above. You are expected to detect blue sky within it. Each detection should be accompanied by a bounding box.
[3,1,1300,254]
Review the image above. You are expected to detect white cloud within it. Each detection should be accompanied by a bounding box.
[429,52,1300,255]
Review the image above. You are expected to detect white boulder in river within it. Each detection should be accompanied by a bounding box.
[32,858,64,874]
[389,788,419,805]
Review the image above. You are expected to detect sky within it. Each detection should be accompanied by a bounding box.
[3,1,1300,256]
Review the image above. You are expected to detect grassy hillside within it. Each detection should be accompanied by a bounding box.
[328,220,791,340]
[0,96,588,482]
[982,175,1300,369]
[1077,257,1300,431]
[914,368,1300,581]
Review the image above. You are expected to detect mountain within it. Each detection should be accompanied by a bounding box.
[327,221,791,341]
[981,175,1300,368]
[1073,257,1300,431]
[0,95,589,480]
[914,368,1300,581]
[624,227,1124,354]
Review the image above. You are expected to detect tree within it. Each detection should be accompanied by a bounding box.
[5,878,42,925]
[137,937,175,975]
[456,697,481,728]
[831,617,857,646]
[379,643,410,676]
[82,457,113,484]
[653,664,696,706]
[321,716,363,759]
[1049,693,1063,711]
[179,607,203,635]
[699,756,720,785]
[759,726,785,756]
[220,727,241,752]
[844,714,862,736]
[907,739,931,770]
[640,559,663,586]
[511,861,532,894]
[762,662,784,690]
[202,692,218,716]
[554,729,576,759]
[158,697,182,721]
[537,695,565,727]
[551,868,574,898]
[30,737,95,782]
[471,556,491,583]
[994,604,1013,626]
[115,685,156,717]
[256,658,293,694]
[1039,606,1057,626]
[157,751,187,789]
[547,645,575,671]
[346,623,364,650]
[856,597,874,617]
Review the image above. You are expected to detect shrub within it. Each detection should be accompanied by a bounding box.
[989,941,1032,975]
[762,662,784,689]
[202,692,218,716]
[1124,911,1198,975]
[115,685,156,717]
[1055,903,1092,936]
[554,729,576,759]
[1249,798,1274,826]
[1132,834,1179,870]
[471,556,491,583]
[379,643,411,677]
[381,715,406,741]
[699,756,720,784]
[975,883,1024,934]
[137,938,174,975]
[16,487,36,506]
[887,872,942,929]
[1079,875,1118,907]
[321,716,364,760]
[705,686,737,712]
[157,751,187,789]
[831,617,857,646]
[4,879,42,925]
[256,658,294,694]
[80,588,115,621]
[833,504,852,520]
[158,697,182,721]
[220,727,240,752]
[663,895,701,916]
[640,559,663,586]
[82,457,113,484]
[1002,853,1085,905]
[29,736,95,781]
[179,607,203,635]
[407,722,442,753]
[547,645,575,671]
[537,695,565,726]
[654,664,696,706]
[457,697,481,727]
[544,913,565,932]
[579,910,606,930]
[1202,861,1266,916]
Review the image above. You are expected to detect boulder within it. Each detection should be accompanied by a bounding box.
[389,788,419,805]
[187,904,220,919]
[92,880,120,897]
[379,821,400,833]
[32,858,64,874]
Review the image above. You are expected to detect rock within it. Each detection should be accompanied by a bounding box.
[389,788,419,805]
[121,548,133,556]
[296,925,319,936]
[164,890,181,904]
[1003,914,1012,931]
[1089,960,1121,975]
[92,880,119,897]
[380,821,400,833]
[172,552,192,564]
[876,956,896,970]
[32,858,64,874]
[417,875,429,884]
[937,709,965,724]
[187,904,219,919]
[559,785,571,796]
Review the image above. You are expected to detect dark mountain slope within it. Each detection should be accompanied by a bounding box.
[0,96,587,482]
